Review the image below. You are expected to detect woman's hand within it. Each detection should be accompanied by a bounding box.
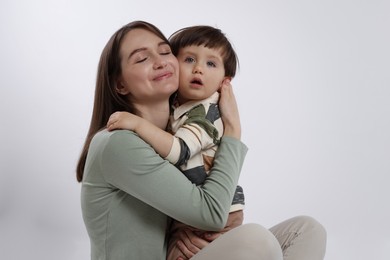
[168,228,210,260]
[219,79,241,140]
[170,211,244,259]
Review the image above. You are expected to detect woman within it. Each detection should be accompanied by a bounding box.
[77,21,326,260]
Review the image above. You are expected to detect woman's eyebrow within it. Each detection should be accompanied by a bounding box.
[128,47,147,61]
[127,41,169,61]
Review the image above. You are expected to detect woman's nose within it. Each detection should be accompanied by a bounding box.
[153,57,167,69]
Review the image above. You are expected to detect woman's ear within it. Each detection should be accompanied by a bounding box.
[115,79,130,95]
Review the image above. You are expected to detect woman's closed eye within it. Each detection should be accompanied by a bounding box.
[160,50,172,56]
[135,50,172,63]
[135,56,148,63]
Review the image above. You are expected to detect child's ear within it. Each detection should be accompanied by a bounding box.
[219,77,232,92]
[222,76,232,84]
[115,78,130,95]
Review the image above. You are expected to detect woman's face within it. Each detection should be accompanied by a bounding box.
[117,29,179,104]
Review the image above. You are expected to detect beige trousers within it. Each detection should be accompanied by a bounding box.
[191,216,327,260]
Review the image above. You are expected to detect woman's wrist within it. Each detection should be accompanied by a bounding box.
[223,124,241,140]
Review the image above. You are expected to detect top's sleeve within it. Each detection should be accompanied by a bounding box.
[229,185,245,212]
[165,104,222,166]
[164,137,188,165]
[101,130,247,231]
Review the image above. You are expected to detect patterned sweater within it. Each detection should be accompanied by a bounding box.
[166,92,244,211]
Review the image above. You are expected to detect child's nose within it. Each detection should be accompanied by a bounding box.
[193,64,203,74]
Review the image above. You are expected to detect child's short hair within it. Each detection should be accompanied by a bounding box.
[169,25,238,78]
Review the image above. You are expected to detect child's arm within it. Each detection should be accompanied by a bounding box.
[107,112,173,158]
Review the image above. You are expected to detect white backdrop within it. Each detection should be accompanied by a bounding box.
[1,0,389,259]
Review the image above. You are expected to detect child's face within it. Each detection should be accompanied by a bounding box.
[176,45,226,104]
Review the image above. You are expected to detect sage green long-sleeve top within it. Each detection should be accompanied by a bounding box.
[81,129,248,260]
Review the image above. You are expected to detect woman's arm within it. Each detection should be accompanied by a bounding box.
[100,130,247,231]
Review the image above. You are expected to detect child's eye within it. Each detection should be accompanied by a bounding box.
[184,57,195,63]
[207,61,216,67]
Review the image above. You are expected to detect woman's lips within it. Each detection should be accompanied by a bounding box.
[154,71,173,81]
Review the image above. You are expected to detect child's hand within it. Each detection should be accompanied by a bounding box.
[106,111,139,131]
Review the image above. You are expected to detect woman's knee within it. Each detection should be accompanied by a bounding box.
[269,216,327,259]
[295,216,327,241]
[288,215,327,253]
[233,223,283,259]
[238,223,279,244]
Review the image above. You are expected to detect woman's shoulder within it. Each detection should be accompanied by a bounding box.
[90,129,142,150]
[94,129,137,139]
[97,128,140,141]
[89,129,153,167]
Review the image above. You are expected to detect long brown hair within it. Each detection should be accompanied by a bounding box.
[76,21,169,182]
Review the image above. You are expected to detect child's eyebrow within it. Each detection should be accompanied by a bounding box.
[207,54,222,60]
[181,50,221,59]
[179,50,196,56]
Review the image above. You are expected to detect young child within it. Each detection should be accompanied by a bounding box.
[107,25,245,259]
